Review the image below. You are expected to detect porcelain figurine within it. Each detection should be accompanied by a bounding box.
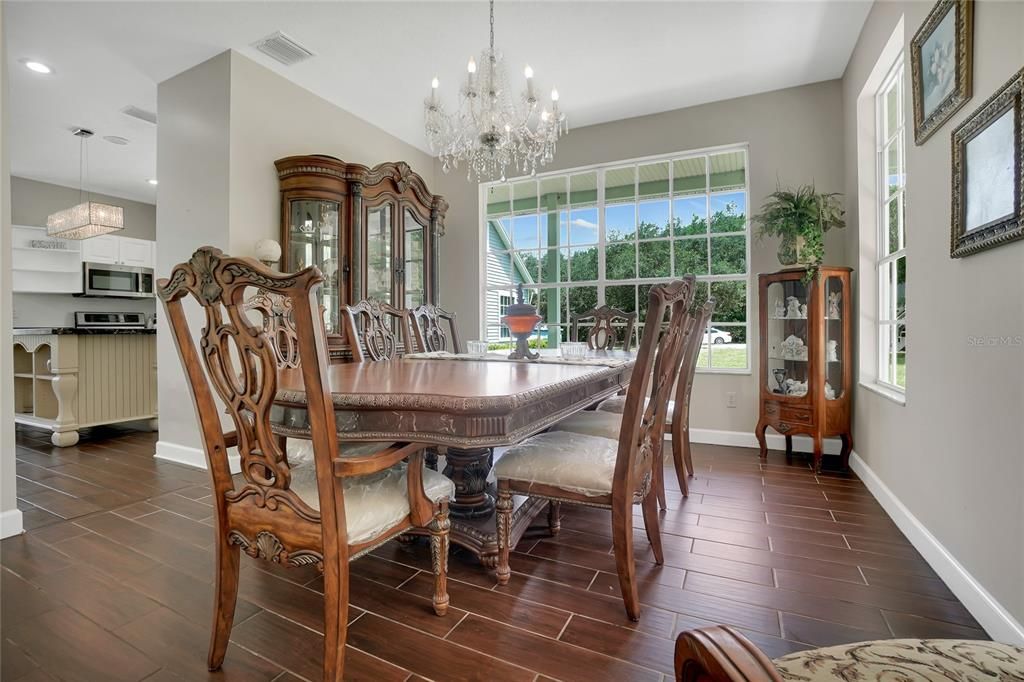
[780,334,806,360]
[774,298,786,319]
[827,340,839,362]
[786,296,802,319]
[799,303,808,319]
[824,382,836,400]
[784,378,808,396]
[828,291,842,319]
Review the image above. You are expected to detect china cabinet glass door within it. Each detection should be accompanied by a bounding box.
[403,208,426,309]
[366,203,394,304]
[824,275,844,400]
[765,278,810,399]
[288,198,341,334]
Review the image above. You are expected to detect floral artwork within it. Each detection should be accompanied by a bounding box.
[911,0,973,144]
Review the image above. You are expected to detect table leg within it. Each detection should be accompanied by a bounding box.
[443,446,495,519]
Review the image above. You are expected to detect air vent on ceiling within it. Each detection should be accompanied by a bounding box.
[253,31,315,66]
[104,135,130,145]
[120,105,157,125]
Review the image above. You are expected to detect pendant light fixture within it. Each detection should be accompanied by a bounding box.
[47,128,125,240]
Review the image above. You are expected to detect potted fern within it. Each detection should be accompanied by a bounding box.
[753,184,845,281]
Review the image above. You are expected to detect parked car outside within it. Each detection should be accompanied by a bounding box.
[705,327,733,344]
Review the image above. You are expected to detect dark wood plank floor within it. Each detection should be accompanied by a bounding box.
[3,425,986,681]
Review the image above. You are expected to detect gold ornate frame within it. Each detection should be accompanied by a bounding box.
[911,0,973,145]
[950,68,1024,258]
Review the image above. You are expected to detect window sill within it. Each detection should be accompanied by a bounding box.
[858,380,906,406]
[696,368,752,376]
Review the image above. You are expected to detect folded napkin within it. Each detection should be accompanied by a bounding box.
[403,350,631,368]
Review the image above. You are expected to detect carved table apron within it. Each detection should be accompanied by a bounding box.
[271,354,634,566]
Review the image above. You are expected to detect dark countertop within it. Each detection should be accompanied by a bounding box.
[13,327,157,336]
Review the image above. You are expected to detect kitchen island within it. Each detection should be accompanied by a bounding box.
[13,328,157,446]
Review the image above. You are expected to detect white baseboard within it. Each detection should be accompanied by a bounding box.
[850,452,1024,645]
[689,428,843,455]
[1,508,24,539]
[155,440,240,474]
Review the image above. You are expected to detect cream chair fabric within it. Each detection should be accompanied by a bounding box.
[493,431,619,497]
[550,410,623,440]
[287,442,455,544]
[771,639,1024,681]
[596,395,675,423]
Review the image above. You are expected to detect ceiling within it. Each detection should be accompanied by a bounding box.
[5,1,872,205]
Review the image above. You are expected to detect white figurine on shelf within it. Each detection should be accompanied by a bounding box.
[774,298,786,319]
[784,378,808,396]
[799,303,808,319]
[780,334,806,360]
[827,340,839,362]
[786,296,802,319]
[824,382,836,400]
[828,291,842,320]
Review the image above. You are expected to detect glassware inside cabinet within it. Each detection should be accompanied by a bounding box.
[824,275,843,400]
[765,279,809,398]
[366,204,394,305]
[403,208,425,309]
[288,199,341,334]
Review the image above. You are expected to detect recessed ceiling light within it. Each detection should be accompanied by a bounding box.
[147,179,158,186]
[104,135,130,145]
[21,59,53,75]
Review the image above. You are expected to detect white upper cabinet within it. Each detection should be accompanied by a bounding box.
[118,237,154,267]
[82,235,155,268]
[81,234,120,265]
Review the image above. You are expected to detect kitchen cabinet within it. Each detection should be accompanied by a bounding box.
[82,235,155,268]
[11,225,83,294]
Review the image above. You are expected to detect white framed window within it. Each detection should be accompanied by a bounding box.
[876,57,907,391]
[498,294,512,337]
[480,144,750,373]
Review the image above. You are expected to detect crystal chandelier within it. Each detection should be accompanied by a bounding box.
[424,0,567,181]
[47,128,124,240]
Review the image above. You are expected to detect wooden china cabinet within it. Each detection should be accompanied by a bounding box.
[275,155,448,359]
[755,266,853,472]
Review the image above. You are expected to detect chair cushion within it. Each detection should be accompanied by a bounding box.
[493,431,619,497]
[550,410,624,441]
[287,441,454,545]
[286,438,396,463]
[771,639,1024,681]
[596,395,675,424]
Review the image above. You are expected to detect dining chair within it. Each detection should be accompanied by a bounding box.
[570,304,638,350]
[159,247,453,681]
[493,279,695,621]
[408,303,462,354]
[342,298,409,362]
[595,297,716,497]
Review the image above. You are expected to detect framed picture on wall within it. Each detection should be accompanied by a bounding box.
[950,67,1024,258]
[911,0,973,145]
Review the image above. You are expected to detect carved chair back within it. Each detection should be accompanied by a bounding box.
[612,277,696,507]
[409,303,462,354]
[571,305,637,350]
[158,247,347,564]
[243,290,301,369]
[342,298,409,362]
[673,297,717,425]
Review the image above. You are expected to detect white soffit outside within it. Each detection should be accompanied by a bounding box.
[5,1,871,203]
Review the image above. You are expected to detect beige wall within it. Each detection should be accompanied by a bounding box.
[1,3,23,538]
[11,176,156,240]
[435,80,846,434]
[155,51,233,457]
[227,51,436,256]
[841,1,1024,635]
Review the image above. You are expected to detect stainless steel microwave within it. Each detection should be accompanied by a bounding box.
[79,262,155,298]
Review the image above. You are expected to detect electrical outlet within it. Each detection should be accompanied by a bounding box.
[726,392,737,408]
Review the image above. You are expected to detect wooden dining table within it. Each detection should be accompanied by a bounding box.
[271,349,636,566]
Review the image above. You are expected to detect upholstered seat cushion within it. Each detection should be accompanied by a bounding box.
[286,440,454,544]
[550,410,624,441]
[493,431,619,497]
[287,438,396,462]
[771,639,1024,681]
[596,395,675,424]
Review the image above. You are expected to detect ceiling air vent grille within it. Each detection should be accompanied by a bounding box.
[253,31,315,66]
[120,105,157,125]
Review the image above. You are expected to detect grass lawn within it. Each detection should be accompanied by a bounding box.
[696,344,748,369]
